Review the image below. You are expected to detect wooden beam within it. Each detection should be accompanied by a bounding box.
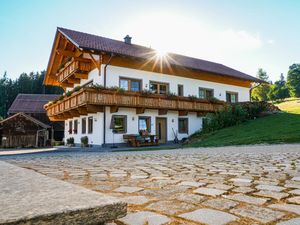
[56,49,77,57]
[74,73,88,79]
[197,112,207,117]
[158,109,168,115]
[110,106,119,113]
[48,116,65,121]
[136,107,145,114]
[178,110,188,116]
[67,78,81,84]
[76,107,88,115]
[61,82,74,88]
[69,110,80,117]
[87,105,104,113]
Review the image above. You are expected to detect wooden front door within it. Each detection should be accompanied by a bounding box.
[156,117,167,144]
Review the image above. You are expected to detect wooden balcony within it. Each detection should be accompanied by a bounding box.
[45,88,224,121]
[57,58,92,87]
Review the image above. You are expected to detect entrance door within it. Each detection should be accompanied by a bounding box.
[156,118,167,144]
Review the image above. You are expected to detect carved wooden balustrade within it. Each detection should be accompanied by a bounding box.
[45,88,224,121]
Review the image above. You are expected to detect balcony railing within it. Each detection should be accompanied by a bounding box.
[57,58,92,83]
[45,88,224,120]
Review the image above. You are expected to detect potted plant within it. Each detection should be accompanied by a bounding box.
[81,136,89,148]
[66,137,75,147]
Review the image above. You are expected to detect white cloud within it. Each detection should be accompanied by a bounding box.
[267,39,275,44]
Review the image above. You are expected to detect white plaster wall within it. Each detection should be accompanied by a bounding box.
[105,107,202,144]
[64,112,103,146]
[103,65,250,102]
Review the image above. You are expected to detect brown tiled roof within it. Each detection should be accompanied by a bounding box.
[58,27,262,83]
[8,94,59,114]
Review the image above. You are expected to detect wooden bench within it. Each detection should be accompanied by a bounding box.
[123,134,159,147]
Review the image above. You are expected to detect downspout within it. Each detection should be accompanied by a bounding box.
[103,54,114,146]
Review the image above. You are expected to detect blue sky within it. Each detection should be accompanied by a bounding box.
[0,0,299,82]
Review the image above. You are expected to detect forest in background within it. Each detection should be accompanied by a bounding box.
[0,71,63,119]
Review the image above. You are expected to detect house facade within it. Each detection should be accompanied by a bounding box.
[44,28,261,147]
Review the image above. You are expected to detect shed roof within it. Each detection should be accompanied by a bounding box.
[0,112,50,129]
[8,94,59,114]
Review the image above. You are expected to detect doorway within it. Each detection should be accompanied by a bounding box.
[156,117,167,144]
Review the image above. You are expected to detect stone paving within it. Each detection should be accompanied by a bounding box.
[2,144,300,225]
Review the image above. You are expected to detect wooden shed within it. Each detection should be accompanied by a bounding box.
[0,113,50,148]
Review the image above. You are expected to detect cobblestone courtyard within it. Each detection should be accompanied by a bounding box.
[3,144,300,225]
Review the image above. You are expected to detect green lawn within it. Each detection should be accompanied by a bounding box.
[187,98,300,147]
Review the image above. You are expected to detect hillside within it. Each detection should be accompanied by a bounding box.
[187,98,300,147]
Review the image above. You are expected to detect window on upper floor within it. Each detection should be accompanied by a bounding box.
[178,84,184,96]
[178,118,188,134]
[199,87,214,99]
[226,92,238,103]
[119,77,141,92]
[82,118,86,134]
[110,115,127,133]
[88,116,93,134]
[150,81,169,95]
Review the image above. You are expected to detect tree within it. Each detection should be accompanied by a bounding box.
[268,73,289,101]
[0,70,63,119]
[251,68,271,101]
[287,64,300,97]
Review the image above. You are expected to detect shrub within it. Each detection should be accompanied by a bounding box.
[90,84,105,90]
[166,92,177,99]
[141,89,153,96]
[188,95,198,100]
[207,96,221,103]
[66,137,74,145]
[81,136,89,147]
[73,86,81,92]
[201,102,271,134]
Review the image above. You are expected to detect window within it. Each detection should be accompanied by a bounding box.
[68,120,73,134]
[119,78,141,92]
[110,115,127,133]
[199,88,214,99]
[82,118,86,134]
[150,81,169,94]
[138,117,151,133]
[74,120,78,134]
[88,116,93,134]
[226,92,238,103]
[178,118,188,134]
[178,84,184,96]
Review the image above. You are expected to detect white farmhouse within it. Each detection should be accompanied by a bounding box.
[44,27,262,147]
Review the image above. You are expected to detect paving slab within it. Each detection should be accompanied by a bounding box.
[177,181,206,187]
[171,193,207,205]
[224,193,269,205]
[0,161,127,225]
[276,217,300,225]
[256,184,285,192]
[230,205,285,223]
[289,189,300,195]
[114,186,144,193]
[269,204,300,215]
[179,208,238,225]
[253,190,289,200]
[287,196,300,204]
[146,200,197,215]
[193,187,227,196]
[202,198,239,210]
[118,211,171,225]
[121,196,150,205]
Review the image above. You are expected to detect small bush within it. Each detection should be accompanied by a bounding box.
[66,137,74,145]
[166,92,177,99]
[81,136,89,147]
[188,95,198,100]
[141,89,153,96]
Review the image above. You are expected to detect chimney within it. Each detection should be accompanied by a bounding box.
[124,35,132,44]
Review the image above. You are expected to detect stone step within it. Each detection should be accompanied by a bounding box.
[0,161,127,225]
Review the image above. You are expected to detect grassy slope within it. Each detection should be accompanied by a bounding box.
[187,98,300,147]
